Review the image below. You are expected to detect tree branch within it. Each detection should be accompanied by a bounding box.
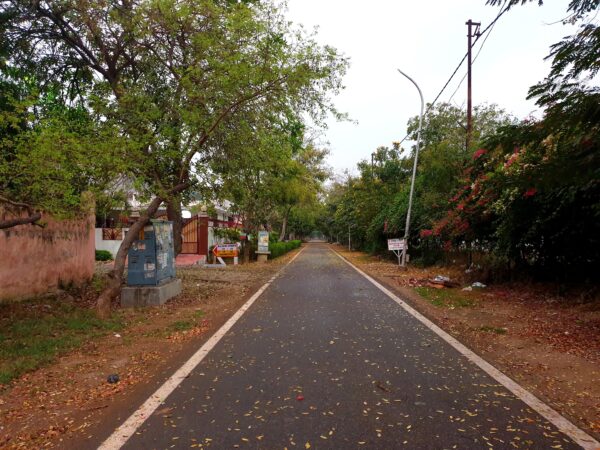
[179,76,289,182]
[0,195,35,211]
[0,212,43,230]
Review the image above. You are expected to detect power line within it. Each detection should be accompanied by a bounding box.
[398,2,511,146]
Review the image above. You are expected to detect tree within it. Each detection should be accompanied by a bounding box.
[424,0,600,279]
[274,144,329,241]
[321,104,513,258]
[4,0,347,316]
[0,20,126,229]
[209,113,299,261]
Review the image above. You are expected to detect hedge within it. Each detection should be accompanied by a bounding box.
[269,240,302,259]
[95,250,113,261]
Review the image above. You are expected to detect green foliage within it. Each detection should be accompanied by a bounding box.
[319,0,599,283]
[0,301,123,384]
[0,9,130,221]
[213,227,241,242]
[414,287,476,308]
[288,202,325,239]
[269,240,301,259]
[465,0,600,281]
[168,320,194,332]
[95,250,113,261]
[322,104,511,258]
[430,110,599,280]
[2,0,347,236]
[211,111,333,243]
[432,0,600,279]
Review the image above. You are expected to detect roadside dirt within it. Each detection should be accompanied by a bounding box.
[0,250,300,449]
[333,244,600,440]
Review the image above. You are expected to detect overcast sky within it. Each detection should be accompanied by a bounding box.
[285,0,577,174]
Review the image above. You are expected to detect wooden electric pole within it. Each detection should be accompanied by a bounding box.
[466,19,481,152]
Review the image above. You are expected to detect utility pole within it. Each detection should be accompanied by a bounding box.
[466,19,481,152]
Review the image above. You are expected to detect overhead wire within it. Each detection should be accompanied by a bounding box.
[398,2,511,146]
[447,7,502,104]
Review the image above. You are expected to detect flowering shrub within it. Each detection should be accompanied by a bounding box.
[419,229,433,238]
[428,109,599,280]
[472,148,487,160]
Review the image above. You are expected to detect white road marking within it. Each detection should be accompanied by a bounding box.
[99,247,306,450]
[333,249,600,450]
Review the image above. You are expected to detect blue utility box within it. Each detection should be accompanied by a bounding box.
[127,220,176,286]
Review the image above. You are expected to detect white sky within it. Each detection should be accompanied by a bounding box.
[285,0,578,174]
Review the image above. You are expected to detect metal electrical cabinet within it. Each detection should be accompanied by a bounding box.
[127,220,176,286]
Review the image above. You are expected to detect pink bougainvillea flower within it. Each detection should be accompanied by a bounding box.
[504,152,519,168]
[523,187,537,198]
[472,148,487,160]
[420,229,433,238]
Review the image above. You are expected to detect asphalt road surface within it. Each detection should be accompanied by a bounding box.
[118,244,582,449]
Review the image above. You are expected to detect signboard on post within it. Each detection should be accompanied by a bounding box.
[387,239,406,251]
[213,243,239,258]
[387,238,407,266]
[258,231,269,253]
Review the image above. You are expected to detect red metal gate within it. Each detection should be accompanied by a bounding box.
[181,217,198,254]
[181,216,209,255]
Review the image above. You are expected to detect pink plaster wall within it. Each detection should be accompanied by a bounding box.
[0,214,95,302]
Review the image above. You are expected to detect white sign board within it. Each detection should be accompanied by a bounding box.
[387,239,407,251]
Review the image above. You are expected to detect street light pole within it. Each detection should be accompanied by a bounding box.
[397,68,424,268]
[348,224,351,251]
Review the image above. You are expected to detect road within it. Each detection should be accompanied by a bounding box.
[110,244,585,449]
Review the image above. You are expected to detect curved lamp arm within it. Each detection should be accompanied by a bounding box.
[397,68,424,268]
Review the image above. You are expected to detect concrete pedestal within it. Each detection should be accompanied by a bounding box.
[121,278,182,308]
[256,251,271,263]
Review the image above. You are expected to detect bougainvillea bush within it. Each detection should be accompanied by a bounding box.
[426,106,599,280]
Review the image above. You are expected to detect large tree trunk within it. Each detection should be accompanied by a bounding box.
[167,195,183,256]
[278,206,292,242]
[96,196,164,318]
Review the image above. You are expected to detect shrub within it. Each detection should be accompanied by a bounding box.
[95,250,113,261]
[213,227,240,242]
[268,240,301,259]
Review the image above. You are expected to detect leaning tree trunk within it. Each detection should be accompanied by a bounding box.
[96,196,164,318]
[96,182,190,318]
[166,196,183,256]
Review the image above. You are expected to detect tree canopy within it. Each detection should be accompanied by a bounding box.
[320,0,598,281]
[1,0,348,315]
